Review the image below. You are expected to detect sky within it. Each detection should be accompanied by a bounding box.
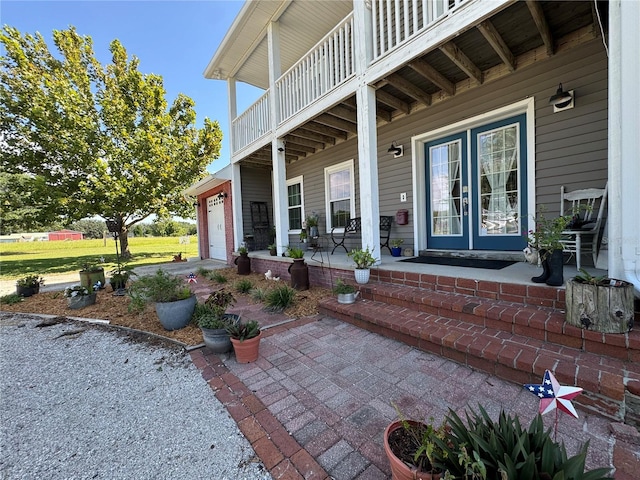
[1,0,263,174]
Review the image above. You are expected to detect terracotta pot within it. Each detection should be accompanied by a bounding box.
[235,253,251,275]
[384,421,441,480]
[231,331,262,363]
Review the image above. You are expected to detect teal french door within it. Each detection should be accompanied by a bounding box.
[426,114,528,251]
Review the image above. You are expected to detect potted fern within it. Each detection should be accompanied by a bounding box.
[226,320,261,363]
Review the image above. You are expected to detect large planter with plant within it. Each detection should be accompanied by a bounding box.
[287,246,309,291]
[565,269,635,333]
[384,418,446,480]
[348,246,377,285]
[79,265,106,290]
[193,289,239,353]
[235,247,251,275]
[333,279,358,304]
[16,275,44,297]
[227,320,261,363]
[64,285,97,309]
[128,269,196,331]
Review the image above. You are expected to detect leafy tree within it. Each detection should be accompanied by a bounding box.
[68,219,106,239]
[0,26,222,256]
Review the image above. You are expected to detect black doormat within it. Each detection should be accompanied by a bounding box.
[399,255,517,270]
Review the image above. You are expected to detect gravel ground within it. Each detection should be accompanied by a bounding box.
[0,313,272,480]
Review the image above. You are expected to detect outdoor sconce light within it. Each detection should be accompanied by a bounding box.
[277,147,285,152]
[388,142,404,158]
[192,202,200,207]
[217,192,228,200]
[549,83,574,112]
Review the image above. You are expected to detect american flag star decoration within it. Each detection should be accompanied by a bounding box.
[524,370,583,419]
[186,273,197,284]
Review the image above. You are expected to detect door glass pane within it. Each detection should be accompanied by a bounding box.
[478,124,519,236]
[430,140,461,236]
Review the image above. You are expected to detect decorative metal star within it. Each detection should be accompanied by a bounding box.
[524,370,583,419]
[186,273,197,284]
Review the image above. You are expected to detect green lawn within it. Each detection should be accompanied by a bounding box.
[0,236,199,279]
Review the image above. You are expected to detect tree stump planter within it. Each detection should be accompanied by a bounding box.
[565,278,635,333]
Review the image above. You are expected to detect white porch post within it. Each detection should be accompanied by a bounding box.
[268,21,287,255]
[227,77,243,251]
[353,0,381,262]
[608,0,640,294]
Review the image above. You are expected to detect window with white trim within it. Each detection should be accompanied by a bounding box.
[324,160,355,231]
[287,176,304,232]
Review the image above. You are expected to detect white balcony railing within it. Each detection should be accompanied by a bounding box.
[232,1,471,155]
[232,90,271,152]
[277,13,355,124]
[372,0,467,59]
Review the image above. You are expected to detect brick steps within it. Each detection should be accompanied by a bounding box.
[318,282,640,422]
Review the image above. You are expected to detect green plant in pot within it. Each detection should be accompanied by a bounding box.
[526,209,571,287]
[391,239,404,257]
[108,264,135,292]
[347,246,377,284]
[332,279,358,304]
[193,289,239,353]
[64,284,97,310]
[16,274,44,297]
[226,319,262,363]
[127,269,196,331]
[268,243,277,256]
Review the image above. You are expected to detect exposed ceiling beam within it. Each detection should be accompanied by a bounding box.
[303,122,349,140]
[313,114,358,134]
[385,73,431,107]
[343,97,392,123]
[327,105,357,123]
[376,89,410,115]
[526,0,554,56]
[293,128,337,145]
[408,59,455,96]
[285,147,308,157]
[285,134,325,150]
[284,141,315,154]
[439,41,483,84]
[477,20,516,72]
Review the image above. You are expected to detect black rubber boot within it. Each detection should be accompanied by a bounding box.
[531,249,550,283]
[545,249,564,286]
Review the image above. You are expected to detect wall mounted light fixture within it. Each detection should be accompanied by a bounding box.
[192,202,200,207]
[277,147,285,152]
[549,83,574,112]
[217,192,228,200]
[388,142,404,158]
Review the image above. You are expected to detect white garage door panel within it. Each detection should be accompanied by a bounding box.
[207,196,226,260]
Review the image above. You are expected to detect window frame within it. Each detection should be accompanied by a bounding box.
[324,159,355,233]
[286,175,305,234]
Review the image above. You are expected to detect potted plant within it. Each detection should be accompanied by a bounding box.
[305,211,319,239]
[226,319,261,363]
[391,239,404,257]
[64,284,97,309]
[108,264,134,292]
[79,263,105,290]
[235,245,251,275]
[332,279,358,304]
[287,245,309,290]
[192,289,239,353]
[526,210,570,286]
[268,243,277,256]
[299,229,308,243]
[127,269,196,331]
[347,246,377,284]
[565,269,634,333]
[16,275,44,297]
[384,412,451,480]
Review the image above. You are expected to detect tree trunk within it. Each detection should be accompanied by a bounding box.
[119,226,131,259]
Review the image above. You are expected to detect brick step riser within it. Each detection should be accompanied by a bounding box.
[319,299,627,421]
[357,287,639,362]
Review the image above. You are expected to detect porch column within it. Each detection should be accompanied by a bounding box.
[353,0,381,262]
[231,162,243,251]
[227,77,237,155]
[608,0,640,294]
[268,21,287,254]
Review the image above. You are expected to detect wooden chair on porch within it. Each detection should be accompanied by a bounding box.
[559,182,608,270]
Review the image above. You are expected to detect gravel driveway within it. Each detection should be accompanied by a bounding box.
[0,313,272,480]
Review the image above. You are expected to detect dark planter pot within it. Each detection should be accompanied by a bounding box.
[531,249,550,283]
[235,253,251,275]
[545,249,564,286]
[79,269,106,289]
[391,246,402,257]
[288,258,309,290]
[155,294,197,331]
[200,314,241,353]
[110,278,128,291]
[16,284,39,297]
[269,249,277,256]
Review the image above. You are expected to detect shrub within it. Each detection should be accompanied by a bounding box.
[127,269,192,313]
[208,271,227,284]
[250,287,267,302]
[0,293,23,305]
[264,284,296,311]
[235,279,253,293]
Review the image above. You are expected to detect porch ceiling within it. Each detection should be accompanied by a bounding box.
[237,0,607,168]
